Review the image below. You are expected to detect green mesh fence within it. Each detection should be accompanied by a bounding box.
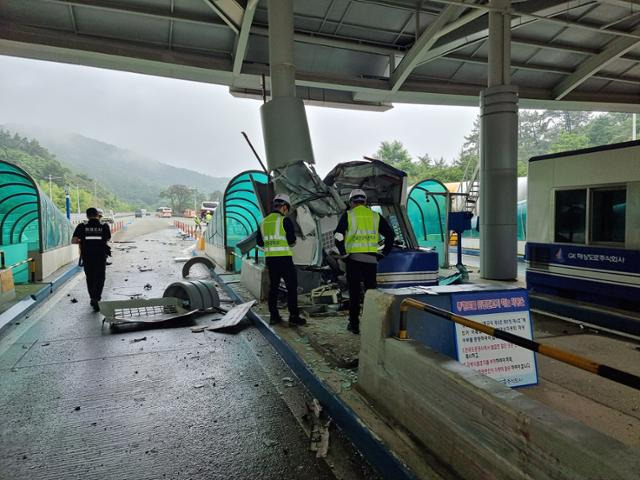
[206,170,268,272]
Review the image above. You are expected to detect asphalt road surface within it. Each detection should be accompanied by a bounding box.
[0,218,375,480]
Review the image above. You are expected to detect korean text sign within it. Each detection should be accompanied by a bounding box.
[452,290,538,388]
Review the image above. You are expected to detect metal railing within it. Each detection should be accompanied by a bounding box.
[398,298,640,391]
[0,250,36,282]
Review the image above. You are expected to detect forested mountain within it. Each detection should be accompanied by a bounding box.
[4,124,229,209]
[0,129,130,212]
[375,111,637,184]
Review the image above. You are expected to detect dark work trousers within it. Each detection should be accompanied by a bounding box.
[266,256,299,320]
[346,258,377,327]
[83,259,106,301]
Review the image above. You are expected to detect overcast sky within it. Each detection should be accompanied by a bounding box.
[0,55,478,177]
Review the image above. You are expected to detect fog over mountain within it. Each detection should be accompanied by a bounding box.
[5,124,229,208]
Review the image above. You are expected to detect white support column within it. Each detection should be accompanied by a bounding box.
[260,0,315,173]
[479,0,518,280]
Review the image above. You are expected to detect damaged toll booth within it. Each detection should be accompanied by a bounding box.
[204,170,269,272]
[234,158,438,300]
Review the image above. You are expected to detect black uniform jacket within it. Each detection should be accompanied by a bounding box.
[73,219,111,260]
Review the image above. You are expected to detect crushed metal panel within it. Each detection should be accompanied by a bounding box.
[99,297,197,325]
[206,300,256,330]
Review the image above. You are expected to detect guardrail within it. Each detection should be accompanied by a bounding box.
[111,221,124,234]
[174,220,198,238]
[0,251,36,283]
[398,297,640,391]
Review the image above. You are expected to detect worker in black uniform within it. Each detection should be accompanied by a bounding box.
[334,189,395,334]
[255,194,306,327]
[72,207,111,312]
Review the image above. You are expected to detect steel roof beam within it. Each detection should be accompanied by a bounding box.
[415,1,588,67]
[596,0,640,8]
[511,36,640,63]
[200,0,244,34]
[553,29,640,99]
[250,25,399,55]
[444,53,640,86]
[41,0,229,29]
[253,8,416,41]
[390,6,484,91]
[232,0,258,77]
[40,0,400,57]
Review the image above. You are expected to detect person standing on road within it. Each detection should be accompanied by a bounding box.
[205,211,213,225]
[334,189,395,334]
[255,194,305,327]
[72,207,111,312]
[194,214,202,233]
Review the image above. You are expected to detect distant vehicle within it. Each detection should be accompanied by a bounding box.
[156,207,172,218]
[101,209,115,224]
[135,209,143,218]
[200,201,219,216]
[183,209,196,218]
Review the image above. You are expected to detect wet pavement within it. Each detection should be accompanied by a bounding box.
[0,219,370,480]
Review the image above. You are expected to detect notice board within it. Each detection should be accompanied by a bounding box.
[452,289,538,388]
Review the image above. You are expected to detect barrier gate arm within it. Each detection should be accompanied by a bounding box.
[398,298,640,392]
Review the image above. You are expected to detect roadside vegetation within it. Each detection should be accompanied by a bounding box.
[375,111,637,184]
[0,129,131,212]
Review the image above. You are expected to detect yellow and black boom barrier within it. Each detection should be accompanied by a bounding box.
[399,297,640,391]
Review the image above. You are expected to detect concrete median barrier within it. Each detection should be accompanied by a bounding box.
[358,289,640,480]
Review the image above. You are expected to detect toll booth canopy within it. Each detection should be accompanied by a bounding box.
[0,160,73,283]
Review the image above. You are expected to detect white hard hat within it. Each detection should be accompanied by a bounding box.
[349,189,367,201]
[273,193,291,206]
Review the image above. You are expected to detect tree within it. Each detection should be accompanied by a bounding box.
[160,184,193,213]
[209,190,223,202]
[548,132,590,153]
[375,140,416,175]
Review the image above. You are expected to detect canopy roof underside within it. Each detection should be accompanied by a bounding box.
[2,1,640,111]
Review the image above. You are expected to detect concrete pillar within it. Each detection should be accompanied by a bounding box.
[260,0,315,173]
[479,0,518,280]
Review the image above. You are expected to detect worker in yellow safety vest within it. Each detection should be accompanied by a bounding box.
[334,189,395,334]
[194,214,202,233]
[205,212,212,225]
[255,194,305,326]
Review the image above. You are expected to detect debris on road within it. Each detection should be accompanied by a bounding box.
[70,298,78,303]
[281,376,296,388]
[143,283,153,291]
[173,257,190,263]
[100,297,198,326]
[130,337,147,343]
[308,399,330,458]
[193,384,205,389]
[191,326,206,333]
[206,300,255,331]
[138,266,153,272]
[40,343,50,347]
[74,406,81,411]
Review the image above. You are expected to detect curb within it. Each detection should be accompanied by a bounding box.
[0,264,82,335]
[210,269,417,480]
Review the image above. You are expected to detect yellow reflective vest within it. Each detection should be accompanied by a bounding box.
[260,213,292,257]
[345,205,380,254]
